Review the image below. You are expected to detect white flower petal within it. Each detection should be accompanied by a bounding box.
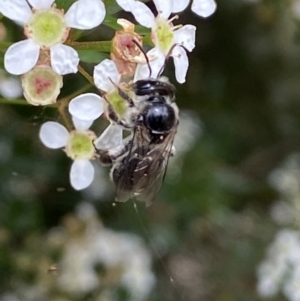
[172,46,189,84]
[39,121,69,149]
[27,0,54,9]
[50,44,79,75]
[131,1,155,28]
[191,0,217,18]
[153,0,172,19]
[0,77,23,99]
[172,0,190,13]
[174,25,196,52]
[4,39,40,75]
[134,48,165,81]
[116,0,135,11]
[0,0,32,25]
[69,93,104,121]
[93,59,120,92]
[65,0,105,30]
[72,117,93,131]
[94,124,123,149]
[70,159,94,190]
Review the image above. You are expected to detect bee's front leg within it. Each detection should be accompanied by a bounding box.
[93,142,127,166]
[94,149,114,166]
[106,104,132,129]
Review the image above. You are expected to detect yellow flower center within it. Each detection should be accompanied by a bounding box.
[106,90,128,117]
[66,131,95,160]
[152,16,174,55]
[25,8,69,48]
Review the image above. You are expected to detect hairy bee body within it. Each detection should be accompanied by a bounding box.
[97,76,179,205]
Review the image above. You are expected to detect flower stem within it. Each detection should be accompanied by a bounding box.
[0,98,27,105]
[65,41,111,52]
[57,83,92,131]
[78,65,95,86]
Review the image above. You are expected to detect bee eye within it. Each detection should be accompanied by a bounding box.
[133,80,153,96]
[144,104,175,133]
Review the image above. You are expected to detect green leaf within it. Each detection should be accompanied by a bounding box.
[0,42,12,51]
[103,16,122,31]
[103,16,150,35]
[105,0,123,15]
[143,34,153,46]
[55,0,75,10]
[77,50,109,63]
[136,25,151,36]
[0,57,4,69]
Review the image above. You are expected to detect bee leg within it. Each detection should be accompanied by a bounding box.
[106,104,132,129]
[108,77,134,107]
[117,88,134,107]
[93,142,128,166]
[95,149,114,166]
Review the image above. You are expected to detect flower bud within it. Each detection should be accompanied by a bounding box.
[111,19,144,77]
[21,65,63,106]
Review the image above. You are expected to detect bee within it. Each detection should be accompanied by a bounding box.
[96,43,179,206]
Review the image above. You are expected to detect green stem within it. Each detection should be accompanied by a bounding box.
[65,41,111,52]
[57,83,92,131]
[78,65,95,86]
[0,98,27,105]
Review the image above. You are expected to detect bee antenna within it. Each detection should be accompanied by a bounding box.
[157,43,188,78]
[132,39,152,78]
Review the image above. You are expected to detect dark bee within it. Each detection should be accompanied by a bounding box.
[96,43,179,206]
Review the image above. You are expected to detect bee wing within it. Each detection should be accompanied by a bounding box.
[117,122,177,205]
[114,125,148,203]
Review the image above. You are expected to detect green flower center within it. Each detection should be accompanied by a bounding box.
[25,9,69,47]
[107,90,128,117]
[66,132,95,160]
[153,17,174,55]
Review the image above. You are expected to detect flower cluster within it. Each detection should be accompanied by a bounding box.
[257,154,300,301]
[0,202,155,301]
[58,203,155,299]
[257,230,300,301]
[0,0,217,190]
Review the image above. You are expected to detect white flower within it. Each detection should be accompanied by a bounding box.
[94,123,123,150]
[94,59,135,124]
[284,264,300,301]
[0,73,22,99]
[172,0,217,18]
[94,59,121,95]
[58,203,155,299]
[39,93,105,190]
[116,0,197,83]
[0,0,106,76]
[257,229,300,299]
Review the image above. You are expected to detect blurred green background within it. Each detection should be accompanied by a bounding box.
[1,0,300,300]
